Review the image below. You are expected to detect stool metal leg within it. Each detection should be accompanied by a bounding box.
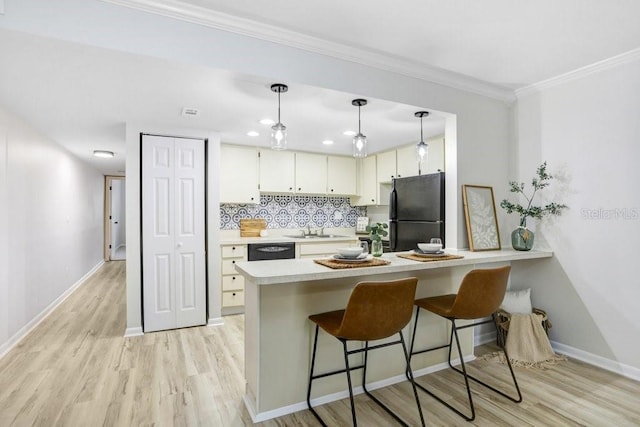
[408,310,523,422]
[342,339,357,427]
[306,325,327,426]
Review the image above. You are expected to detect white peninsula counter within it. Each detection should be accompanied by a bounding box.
[235,249,552,422]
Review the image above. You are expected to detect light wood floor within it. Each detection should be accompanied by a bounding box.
[1,261,639,426]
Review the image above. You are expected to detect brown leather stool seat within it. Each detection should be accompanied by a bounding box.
[306,277,425,426]
[408,266,522,421]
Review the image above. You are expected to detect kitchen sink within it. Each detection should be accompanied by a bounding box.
[283,234,349,239]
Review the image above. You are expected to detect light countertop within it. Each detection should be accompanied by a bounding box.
[235,248,553,285]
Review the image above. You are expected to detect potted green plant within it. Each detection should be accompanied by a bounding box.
[366,222,388,257]
[500,162,567,251]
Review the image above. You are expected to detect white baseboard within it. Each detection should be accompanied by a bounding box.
[475,330,497,346]
[475,330,640,382]
[551,341,640,382]
[207,317,224,327]
[246,354,475,423]
[0,260,104,358]
[124,326,144,337]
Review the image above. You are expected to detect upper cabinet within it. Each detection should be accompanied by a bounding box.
[379,136,446,182]
[220,144,259,204]
[396,144,420,178]
[351,155,377,206]
[421,136,445,174]
[259,149,295,193]
[295,152,327,194]
[327,155,357,196]
[376,150,397,183]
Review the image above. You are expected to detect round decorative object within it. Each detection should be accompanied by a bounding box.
[511,227,535,251]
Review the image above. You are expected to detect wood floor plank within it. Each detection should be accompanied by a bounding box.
[1,261,639,426]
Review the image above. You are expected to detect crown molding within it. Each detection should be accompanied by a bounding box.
[516,47,640,98]
[101,0,516,103]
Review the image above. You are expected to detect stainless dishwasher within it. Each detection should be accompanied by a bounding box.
[247,242,296,261]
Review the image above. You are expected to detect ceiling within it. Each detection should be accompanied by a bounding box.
[2,1,640,175]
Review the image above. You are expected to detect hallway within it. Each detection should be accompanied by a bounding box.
[0,262,250,426]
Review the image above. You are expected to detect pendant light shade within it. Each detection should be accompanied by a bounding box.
[270,83,288,150]
[352,99,368,158]
[415,111,429,174]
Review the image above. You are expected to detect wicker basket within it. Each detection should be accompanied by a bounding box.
[495,307,552,348]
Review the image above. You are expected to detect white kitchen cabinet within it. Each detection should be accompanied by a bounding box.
[221,244,246,314]
[396,137,445,178]
[376,150,397,183]
[396,144,420,178]
[351,155,378,206]
[220,144,259,204]
[327,155,357,195]
[259,149,295,193]
[295,152,327,194]
[422,136,445,174]
[297,240,359,259]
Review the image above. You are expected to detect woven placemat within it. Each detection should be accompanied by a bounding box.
[396,253,464,262]
[314,258,391,269]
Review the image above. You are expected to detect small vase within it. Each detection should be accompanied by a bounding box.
[511,226,534,251]
[371,239,383,257]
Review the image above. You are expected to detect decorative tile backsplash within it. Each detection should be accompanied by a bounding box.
[220,195,366,230]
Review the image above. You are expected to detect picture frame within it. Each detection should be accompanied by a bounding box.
[462,185,501,251]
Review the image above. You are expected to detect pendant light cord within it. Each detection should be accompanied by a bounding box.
[277,91,281,123]
[358,105,361,133]
[420,115,424,141]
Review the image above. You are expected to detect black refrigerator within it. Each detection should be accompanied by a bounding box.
[389,172,445,252]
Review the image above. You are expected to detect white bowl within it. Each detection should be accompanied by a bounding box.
[417,243,443,252]
[337,247,364,258]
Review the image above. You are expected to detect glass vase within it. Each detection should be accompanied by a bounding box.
[371,239,383,257]
[511,226,535,251]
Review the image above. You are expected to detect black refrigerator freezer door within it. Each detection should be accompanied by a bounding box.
[390,220,445,252]
[392,172,444,221]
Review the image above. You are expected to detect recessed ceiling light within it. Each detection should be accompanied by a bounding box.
[322,140,334,145]
[93,150,114,158]
[247,131,260,137]
[343,130,357,136]
[260,118,275,125]
[181,107,200,117]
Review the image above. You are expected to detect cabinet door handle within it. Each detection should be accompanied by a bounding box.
[232,260,235,264]
[232,292,236,296]
[330,189,334,192]
[232,246,236,250]
[232,276,236,280]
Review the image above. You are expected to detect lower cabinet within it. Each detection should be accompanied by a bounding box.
[297,240,359,259]
[221,244,246,314]
[221,239,358,315]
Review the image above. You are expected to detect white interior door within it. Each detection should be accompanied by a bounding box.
[110,179,126,260]
[142,135,206,332]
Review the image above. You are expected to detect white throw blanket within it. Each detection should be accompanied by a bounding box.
[484,312,566,368]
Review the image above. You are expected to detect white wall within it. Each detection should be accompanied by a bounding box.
[0,106,104,353]
[513,56,640,375]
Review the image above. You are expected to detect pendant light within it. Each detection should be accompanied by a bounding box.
[351,99,368,158]
[415,111,429,175]
[270,83,288,150]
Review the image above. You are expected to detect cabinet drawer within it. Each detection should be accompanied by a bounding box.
[222,259,242,275]
[222,290,244,307]
[222,245,246,259]
[222,275,245,291]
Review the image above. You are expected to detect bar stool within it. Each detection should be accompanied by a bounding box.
[408,266,522,421]
[306,277,425,427]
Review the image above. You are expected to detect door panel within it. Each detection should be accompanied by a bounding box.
[142,135,206,332]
